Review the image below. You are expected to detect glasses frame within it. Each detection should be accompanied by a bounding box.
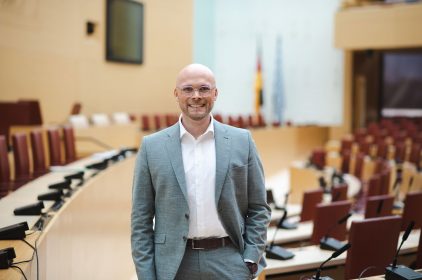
[177,86,216,97]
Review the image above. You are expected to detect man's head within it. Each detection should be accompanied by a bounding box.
[174,64,218,122]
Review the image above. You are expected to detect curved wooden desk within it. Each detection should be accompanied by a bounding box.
[0,156,136,280]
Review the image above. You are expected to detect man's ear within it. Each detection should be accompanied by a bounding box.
[174,88,179,101]
[213,88,219,101]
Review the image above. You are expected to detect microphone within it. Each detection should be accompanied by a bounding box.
[392,176,404,210]
[385,221,422,280]
[48,180,71,190]
[313,243,351,280]
[86,159,108,171]
[320,212,352,251]
[265,209,295,260]
[14,201,45,216]
[0,222,29,240]
[376,198,384,216]
[38,189,63,201]
[319,177,330,194]
[64,171,85,185]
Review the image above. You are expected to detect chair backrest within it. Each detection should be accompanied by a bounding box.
[68,114,89,128]
[300,189,324,222]
[401,191,422,230]
[91,113,110,126]
[331,183,348,202]
[310,200,352,244]
[367,174,381,197]
[62,126,76,163]
[30,130,47,176]
[0,135,11,197]
[364,194,394,219]
[341,152,351,174]
[353,153,365,180]
[47,128,62,166]
[379,169,391,195]
[154,114,162,130]
[310,148,326,170]
[112,112,131,124]
[344,215,402,279]
[12,133,31,184]
[140,115,150,131]
[70,102,82,115]
[416,230,422,269]
[0,135,11,183]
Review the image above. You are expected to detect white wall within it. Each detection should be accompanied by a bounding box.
[194,0,343,125]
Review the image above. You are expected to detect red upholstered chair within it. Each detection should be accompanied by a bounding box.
[331,183,348,202]
[379,169,391,195]
[353,153,365,180]
[310,200,352,245]
[62,126,77,164]
[364,195,394,219]
[340,138,353,155]
[344,215,402,279]
[416,230,422,269]
[237,116,246,128]
[394,142,406,163]
[310,148,326,170]
[140,115,150,131]
[367,175,381,197]
[401,191,422,230]
[213,114,223,123]
[341,151,351,174]
[409,143,421,168]
[377,141,389,159]
[153,114,161,131]
[47,128,62,166]
[30,130,48,177]
[0,135,12,197]
[12,133,31,189]
[300,189,324,222]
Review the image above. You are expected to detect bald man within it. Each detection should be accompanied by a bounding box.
[131,64,270,280]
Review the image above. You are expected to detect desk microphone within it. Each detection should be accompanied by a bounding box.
[14,201,45,216]
[64,171,85,186]
[86,159,108,171]
[313,243,351,280]
[279,193,298,230]
[48,180,71,190]
[319,177,329,194]
[376,198,384,216]
[392,177,404,210]
[385,221,422,280]
[331,171,345,186]
[265,209,295,260]
[320,212,352,251]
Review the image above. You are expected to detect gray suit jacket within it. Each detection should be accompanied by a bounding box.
[131,120,271,280]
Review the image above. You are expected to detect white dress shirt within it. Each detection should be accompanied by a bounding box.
[179,116,228,239]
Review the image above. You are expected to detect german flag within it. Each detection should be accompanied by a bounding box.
[254,54,264,114]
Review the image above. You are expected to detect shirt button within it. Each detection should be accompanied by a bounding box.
[185,213,189,219]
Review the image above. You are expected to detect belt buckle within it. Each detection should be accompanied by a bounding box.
[191,239,205,250]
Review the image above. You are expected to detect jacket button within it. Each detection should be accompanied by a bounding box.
[185,213,189,219]
[183,236,187,241]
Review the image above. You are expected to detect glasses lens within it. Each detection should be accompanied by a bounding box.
[182,87,194,95]
[199,87,211,95]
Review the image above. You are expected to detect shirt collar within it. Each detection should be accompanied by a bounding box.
[179,114,215,139]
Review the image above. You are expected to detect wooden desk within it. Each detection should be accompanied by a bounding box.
[260,229,420,279]
[0,155,136,280]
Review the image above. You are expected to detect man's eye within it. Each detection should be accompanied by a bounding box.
[199,87,210,93]
[183,87,194,93]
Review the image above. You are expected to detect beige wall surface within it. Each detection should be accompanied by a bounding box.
[0,0,192,123]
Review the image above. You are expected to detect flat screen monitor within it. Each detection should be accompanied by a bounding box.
[106,0,144,64]
[382,51,422,117]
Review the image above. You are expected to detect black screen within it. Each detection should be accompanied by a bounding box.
[382,52,422,117]
[106,0,144,64]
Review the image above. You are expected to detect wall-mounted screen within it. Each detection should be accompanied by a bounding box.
[106,0,144,64]
[382,51,422,117]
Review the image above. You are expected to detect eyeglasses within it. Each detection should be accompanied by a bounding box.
[177,86,215,97]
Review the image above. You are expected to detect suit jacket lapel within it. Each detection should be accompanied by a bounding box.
[165,124,188,202]
[214,121,231,203]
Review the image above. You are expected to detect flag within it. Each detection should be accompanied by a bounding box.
[272,36,284,125]
[254,45,264,115]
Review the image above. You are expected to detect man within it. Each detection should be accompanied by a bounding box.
[131,64,271,280]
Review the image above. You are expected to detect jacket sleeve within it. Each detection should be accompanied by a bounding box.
[131,137,156,280]
[243,131,271,264]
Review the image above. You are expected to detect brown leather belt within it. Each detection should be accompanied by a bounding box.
[187,237,232,250]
